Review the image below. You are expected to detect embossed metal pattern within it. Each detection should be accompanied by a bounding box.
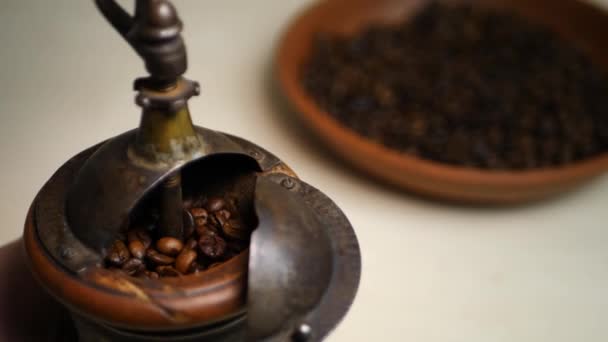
[249,174,361,341]
[248,177,333,340]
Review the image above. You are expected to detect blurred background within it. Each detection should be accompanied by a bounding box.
[2,0,608,341]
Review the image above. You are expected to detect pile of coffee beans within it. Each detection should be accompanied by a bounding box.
[302,2,608,169]
[105,196,251,278]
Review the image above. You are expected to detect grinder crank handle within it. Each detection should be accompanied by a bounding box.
[94,0,188,85]
[94,0,133,39]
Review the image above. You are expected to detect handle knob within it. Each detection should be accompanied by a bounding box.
[95,0,187,85]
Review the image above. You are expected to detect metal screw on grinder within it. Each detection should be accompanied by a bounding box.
[292,324,312,342]
[281,177,296,190]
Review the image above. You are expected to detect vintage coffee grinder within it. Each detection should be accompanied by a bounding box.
[23,0,361,341]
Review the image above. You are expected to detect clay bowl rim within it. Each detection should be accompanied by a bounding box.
[276,0,608,199]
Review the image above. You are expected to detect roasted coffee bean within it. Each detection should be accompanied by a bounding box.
[195,218,208,227]
[199,234,227,259]
[207,214,222,229]
[106,240,130,266]
[122,258,144,275]
[128,240,146,260]
[156,266,182,277]
[190,207,208,220]
[145,271,160,279]
[222,219,248,241]
[146,249,175,265]
[128,228,152,249]
[175,249,197,274]
[205,197,225,212]
[156,237,183,256]
[196,224,216,237]
[216,209,231,220]
[185,238,198,251]
[302,2,608,170]
[214,210,231,228]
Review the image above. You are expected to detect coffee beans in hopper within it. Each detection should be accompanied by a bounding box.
[175,249,198,274]
[104,194,252,278]
[156,237,183,256]
[302,2,608,170]
[106,240,130,267]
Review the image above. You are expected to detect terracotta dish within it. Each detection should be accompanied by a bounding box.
[277,0,608,204]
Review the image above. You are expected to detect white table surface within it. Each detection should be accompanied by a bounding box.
[2,1,608,341]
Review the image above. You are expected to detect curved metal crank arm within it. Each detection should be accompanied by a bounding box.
[94,0,187,84]
[94,0,135,42]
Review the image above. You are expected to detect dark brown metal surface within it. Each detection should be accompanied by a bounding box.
[292,178,361,342]
[95,0,187,85]
[34,145,104,272]
[159,171,184,239]
[134,77,200,112]
[248,177,333,340]
[249,174,361,342]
